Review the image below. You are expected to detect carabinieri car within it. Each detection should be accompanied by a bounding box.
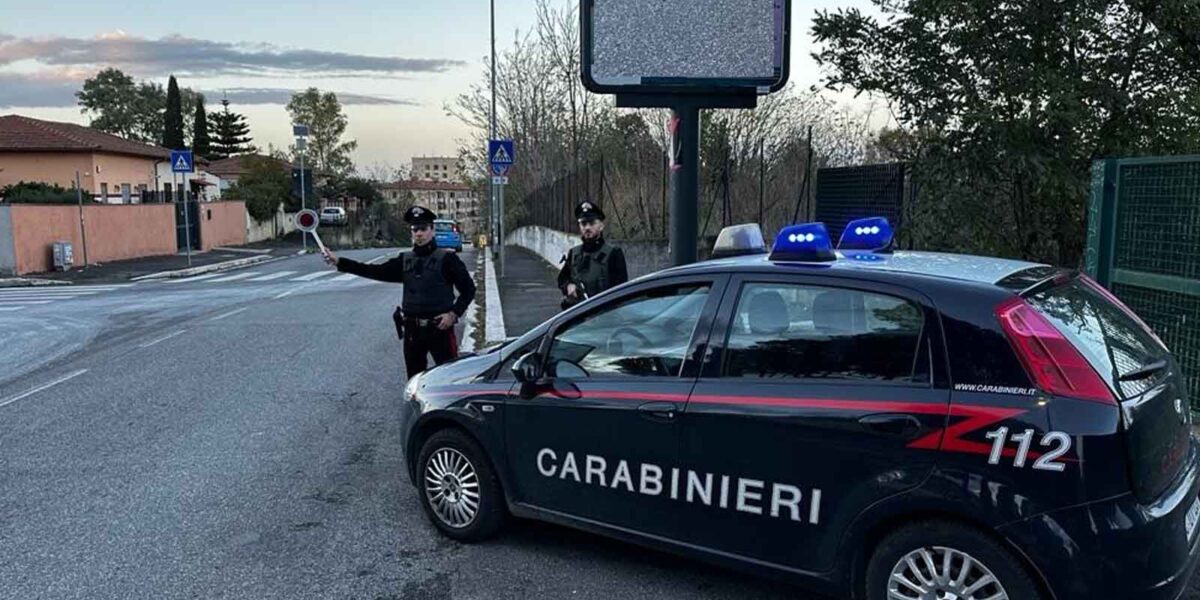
[399,217,1200,600]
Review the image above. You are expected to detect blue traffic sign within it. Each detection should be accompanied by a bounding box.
[170,150,194,174]
[488,139,515,168]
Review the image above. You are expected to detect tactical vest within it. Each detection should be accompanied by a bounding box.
[568,241,613,296]
[402,249,455,317]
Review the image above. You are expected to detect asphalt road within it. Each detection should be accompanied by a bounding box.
[0,248,813,600]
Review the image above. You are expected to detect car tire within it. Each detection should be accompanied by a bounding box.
[415,428,506,542]
[865,520,1045,600]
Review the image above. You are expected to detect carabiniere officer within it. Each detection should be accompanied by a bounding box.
[557,200,628,310]
[322,205,476,377]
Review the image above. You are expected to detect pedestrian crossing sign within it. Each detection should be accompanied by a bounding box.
[170,150,194,173]
[488,139,515,168]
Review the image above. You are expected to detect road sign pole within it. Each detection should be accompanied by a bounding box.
[670,104,700,266]
[300,152,308,253]
[499,182,505,278]
[181,173,193,266]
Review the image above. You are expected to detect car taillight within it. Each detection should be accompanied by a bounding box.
[995,296,1116,404]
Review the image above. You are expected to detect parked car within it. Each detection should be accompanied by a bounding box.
[319,207,347,226]
[434,219,464,252]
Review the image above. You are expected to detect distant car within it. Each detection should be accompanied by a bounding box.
[434,219,463,252]
[319,207,347,226]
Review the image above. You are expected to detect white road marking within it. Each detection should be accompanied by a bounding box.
[0,290,102,297]
[207,272,260,283]
[330,274,357,282]
[0,300,51,305]
[209,307,248,321]
[248,271,296,282]
[0,369,89,409]
[292,271,337,281]
[167,273,223,284]
[138,329,188,348]
[0,306,25,312]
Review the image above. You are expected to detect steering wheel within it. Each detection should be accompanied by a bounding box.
[605,327,670,376]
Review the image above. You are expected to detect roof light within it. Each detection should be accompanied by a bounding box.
[838,217,894,252]
[710,223,768,260]
[769,223,835,262]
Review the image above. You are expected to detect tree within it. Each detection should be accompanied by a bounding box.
[286,88,357,176]
[192,95,211,159]
[812,0,1200,264]
[76,68,167,143]
[210,98,257,159]
[163,75,185,150]
[225,156,291,222]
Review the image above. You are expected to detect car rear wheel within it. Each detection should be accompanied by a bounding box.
[865,521,1044,600]
[415,429,506,541]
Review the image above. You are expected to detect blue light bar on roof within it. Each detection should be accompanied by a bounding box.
[769,223,835,262]
[838,217,894,252]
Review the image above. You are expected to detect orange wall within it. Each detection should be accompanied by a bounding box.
[0,152,95,191]
[9,204,176,274]
[198,201,247,251]
[92,153,158,196]
[0,152,159,195]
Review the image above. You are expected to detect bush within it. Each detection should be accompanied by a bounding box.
[225,157,291,222]
[0,181,79,204]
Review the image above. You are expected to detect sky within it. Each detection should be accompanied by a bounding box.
[0,0,879,172]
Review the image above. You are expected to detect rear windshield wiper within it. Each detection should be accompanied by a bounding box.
[1118,358,1169,382]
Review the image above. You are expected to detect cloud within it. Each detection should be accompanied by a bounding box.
[0,72,80,108]
[0,32,466,77]
[208,88,417,106]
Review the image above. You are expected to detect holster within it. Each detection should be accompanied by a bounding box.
[392,307,405,339]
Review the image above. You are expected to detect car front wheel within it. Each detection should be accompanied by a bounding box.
[415,429,506,541]
[865,521,1045,600]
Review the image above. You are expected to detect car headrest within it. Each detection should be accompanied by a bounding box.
[812,290,856,334]
[747,291,790,336]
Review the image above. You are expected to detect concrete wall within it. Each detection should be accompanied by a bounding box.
[0,152,96,191]
[198,201,247,251]
[246,206,299,244]
[505,225,670,280]
[8,203,175,274]
[0,205,15,275]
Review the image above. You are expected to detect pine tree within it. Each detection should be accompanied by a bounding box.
[192,95,211,159]
[163,75,185,150]
[210,98,257,159]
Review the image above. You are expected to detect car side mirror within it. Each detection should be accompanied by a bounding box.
[512,352,543,384]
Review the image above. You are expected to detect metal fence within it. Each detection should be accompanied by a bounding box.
[814,163,910,245]
[1087,155,1200,405]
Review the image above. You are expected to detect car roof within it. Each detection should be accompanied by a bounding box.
[659,250,1048,288]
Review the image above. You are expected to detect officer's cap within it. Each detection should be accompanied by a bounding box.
[575,201,605,222]
[404,205,437,225]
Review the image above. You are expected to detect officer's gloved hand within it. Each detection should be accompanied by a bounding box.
[322,248,338,268]
[566,283,578,298]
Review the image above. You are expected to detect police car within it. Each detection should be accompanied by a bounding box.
[399,217,1199,600]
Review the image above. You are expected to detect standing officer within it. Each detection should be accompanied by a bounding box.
[322,205,476,376]
[557,200,628,310]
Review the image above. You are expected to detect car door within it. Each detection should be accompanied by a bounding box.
[676,273,951,572]
[504,274,726,540]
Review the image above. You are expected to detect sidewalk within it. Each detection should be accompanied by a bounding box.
[495,246,563,337]
[26,239,305,285]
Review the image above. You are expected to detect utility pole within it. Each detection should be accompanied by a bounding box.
[489,0,498,258]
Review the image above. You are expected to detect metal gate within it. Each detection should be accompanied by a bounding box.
[1087,155,1200,405]
[814,163,909,244]
[175,199,200,252]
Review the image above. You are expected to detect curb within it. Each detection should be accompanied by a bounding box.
[0,277,74,288]
[484,252,507,344]
[130,255,283,281]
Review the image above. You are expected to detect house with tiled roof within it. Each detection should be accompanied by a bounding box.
[0,114,217,203]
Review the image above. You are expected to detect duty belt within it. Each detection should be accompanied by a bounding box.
[406,316,439,327]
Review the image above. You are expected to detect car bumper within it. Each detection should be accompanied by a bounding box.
[998,440,1200,600]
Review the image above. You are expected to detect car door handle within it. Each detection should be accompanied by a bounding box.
[637,401,678,422]
[858,414,922,439]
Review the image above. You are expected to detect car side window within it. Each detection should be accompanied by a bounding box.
[723,282,926,382]
[546,284,711,379]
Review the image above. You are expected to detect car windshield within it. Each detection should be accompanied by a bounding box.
[435,222,454,232]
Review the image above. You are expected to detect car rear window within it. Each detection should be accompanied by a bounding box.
[1027,278,1167,398]
[435,223,454,232]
